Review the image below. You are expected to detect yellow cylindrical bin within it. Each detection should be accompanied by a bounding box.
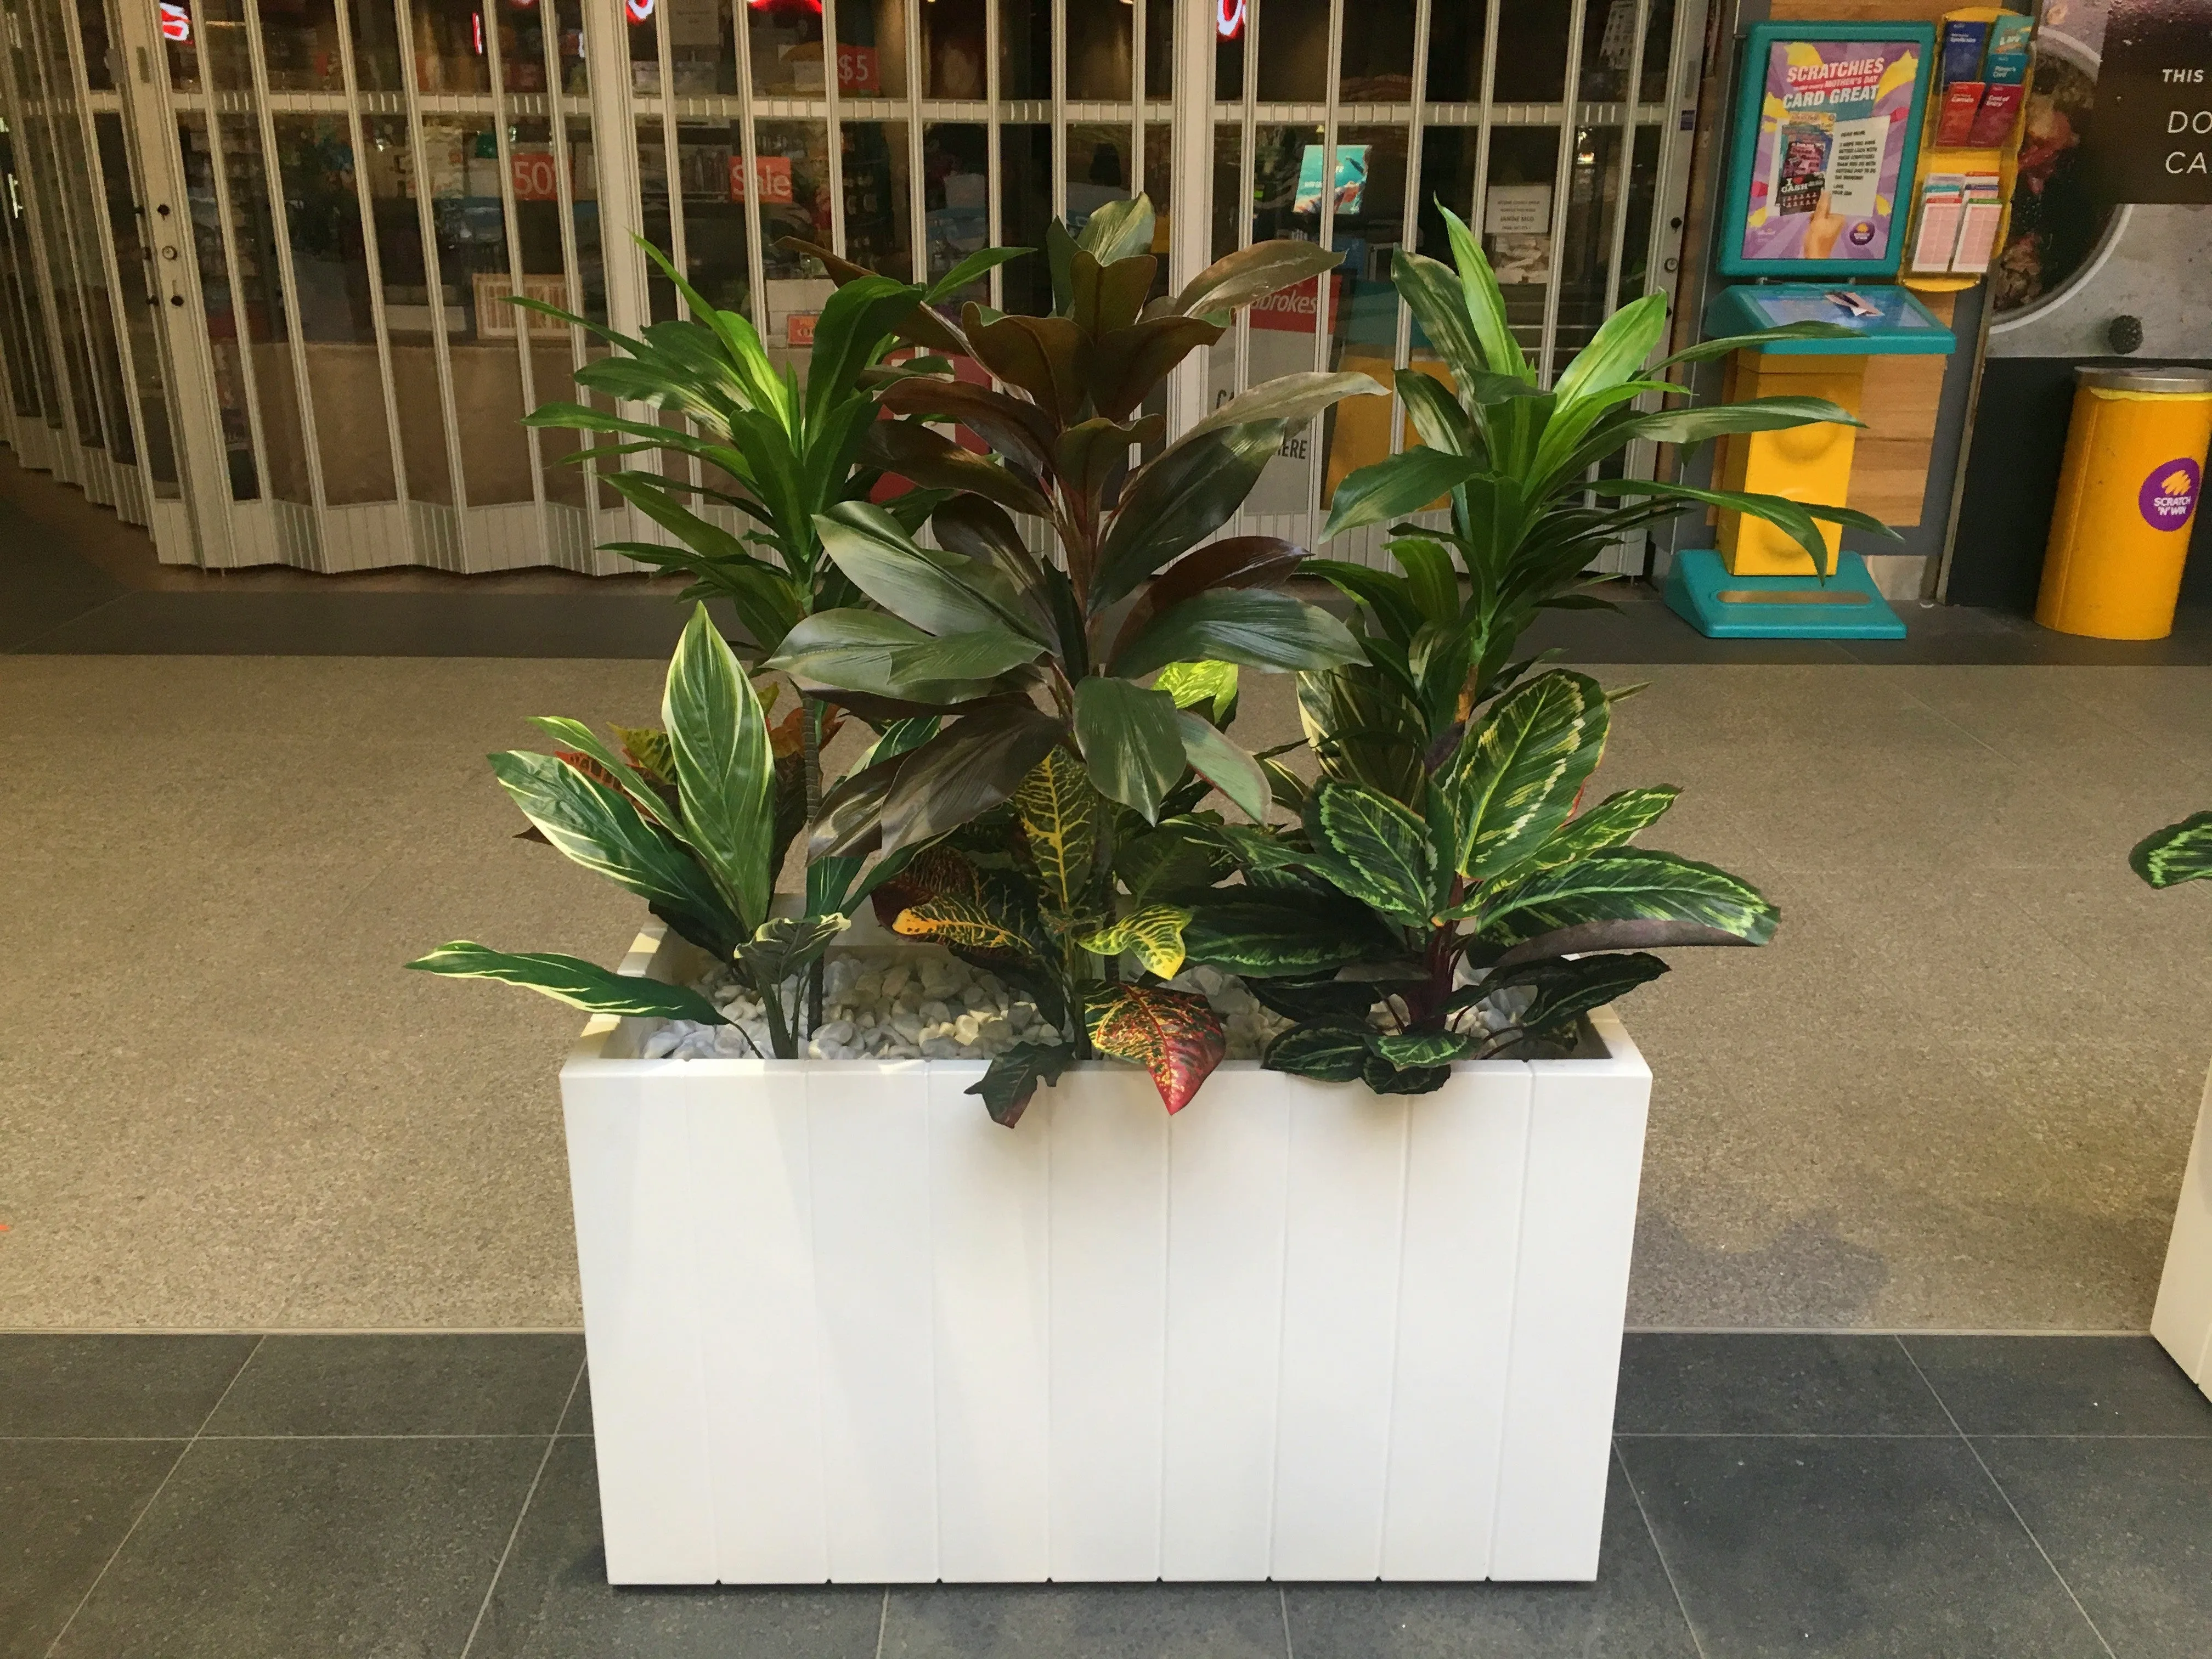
[2036,366,2212,640]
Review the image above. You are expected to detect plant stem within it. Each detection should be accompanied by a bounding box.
[757,964,797,1058]
[802,698,826,1034]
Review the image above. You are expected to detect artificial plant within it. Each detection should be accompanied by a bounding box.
[755,197,1385,1121]
[407,605,899,1057]
[2133,814,2212,893]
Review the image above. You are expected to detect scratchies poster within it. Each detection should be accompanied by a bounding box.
[1740,38,1924,264]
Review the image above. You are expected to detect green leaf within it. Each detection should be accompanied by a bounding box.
[815,499,1049,644]
[1012,744,1102,914]
[1506,786,1679,876]
[663,605,777,933]
[404,941,729,1025]
[1075,195,1157,263]
[1090,317,1226,421]
[529,716,684,839]
[2131,812,2212,888]
[1447,669,1610,881]
[891,893,1037,956]
[490,748,740,955]
[1549,291,1668,410]
[1176,712,1269,824]
[1078,902,1193,978]
[735,913,851,984]
[967,1040,1077,1127]
[806,273,928,427]
[1084,982,1226,1113]
[1114,588,1364,679]
[1323,446,1488,538]
[1073,677,1186,821]
[861,419,1055,520]
[1391,249,1494,406]
[1438,203,1528,378]
[1069,249,1160,336]
[927,243,1032,303]
[766,608,1038,703]
[1652,320,1864,370]
[1244,974,1383,1023]
[1359,1053,1452,1095]
[1621,395,1864,445]
[1154,659,1240,724]
[1303,778,1438,927]
[1116,820,1233,903]
[1094,422,1286,607]
[1181,899,1381,978]
[1262,1019,1372,1082]
[1463,952,1669,1036]
[1184,369,1389,441]
[879,377,1057,474]
[879,703,1065,853]
[1476,850,1779,947]
[964,308,1092,423]
[1368,1029,1473,1068]
[1395,368,1476,455]
[1166,239,1344,320]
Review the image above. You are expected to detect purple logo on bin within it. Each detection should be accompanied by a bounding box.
[2140,458,2201,531]
[1848,220,1876,247]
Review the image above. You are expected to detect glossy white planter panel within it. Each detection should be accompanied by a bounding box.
[2153,1061,2212,1402]
[561,923,1653,1585]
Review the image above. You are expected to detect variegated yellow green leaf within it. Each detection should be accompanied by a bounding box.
[610,725,675,785]
[1012,746,1101,915]
[1446,669,1610,881]
[2132,811,2212,889]
[1082,983,1226,1113]
[1077,904,1193,979]
[891,894,1032,956]
[1154,659,1239,725]
[1302,778,1438,927]
[1501,785,1680,878]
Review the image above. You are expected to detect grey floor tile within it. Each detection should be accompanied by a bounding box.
[1976,1435,2212,1659]
[202,1334,584,1436]
[468,1436,883,1657]
[562,1368,592,1435]
[1617,1435,2107,1657]
[1901,1336,2212,1436]
[883,1581,1286,1659]
[1616,1334,1952,1436]
[1283,1462,1696,1658]
[49,1436,545,1659]
[0,1335,257,1437]
[0,1439,181,1659]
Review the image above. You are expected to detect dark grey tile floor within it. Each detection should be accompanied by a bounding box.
[3,1333,2208,1658]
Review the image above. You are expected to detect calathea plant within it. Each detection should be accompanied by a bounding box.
[1184,667,1779,1093]
[2133,813,2212,894]
[405,606,898,1058]
[755,198,1384,1122]
[1297,205,1891,777]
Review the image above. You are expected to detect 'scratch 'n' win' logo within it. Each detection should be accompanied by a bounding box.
[2139,458,2202,531]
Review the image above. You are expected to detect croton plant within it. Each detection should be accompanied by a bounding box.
[411,196,1864,1124]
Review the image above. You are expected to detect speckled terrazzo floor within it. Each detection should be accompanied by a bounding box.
[1,653,2208,1331]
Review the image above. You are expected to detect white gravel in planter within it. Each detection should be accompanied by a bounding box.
[639,945,1294,1062]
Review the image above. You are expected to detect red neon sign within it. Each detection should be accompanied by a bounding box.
[1217,0,1245,40]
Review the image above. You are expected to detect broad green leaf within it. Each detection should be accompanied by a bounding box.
[1262,1019,1371,1082]
[964,308,1091,423]
[1073,676,1186,821]
[1391,248,1494,404]
[1323,446,1488,538]
[1069,249,1160,336]
[1182,370,1388,442]
[1549,292,1668,410]
[891,894,1036,956]
[1090,317,1225,421]
[1652,320,1864,370]
[1079,902,1193,978]
[1012,745,1101,913]
[1395,368,1476,455]
[405,941,728,1026]
[1114,588,1364,679]
[1155,659,1240,724]
[1094,422,1285,606]
[1175,712,1269,824]
[1076,195,1157,263]
[861,418,1055,519]
[1369,1029,1474,1068]
[1620,395,1863,446]
[1116,820,1233,903]
[735,913,851,984]
[1439,204,1528,378]
[815,500,1049,644]
[1447,669,1610,881]
[1359,1053,1452,1095]
[1592,477,1898,571]
[926,243,1032,303]
[664,605,777,933]
[806,272,928,427]
[1505,785,1680,877]
[1389,536,1460,627]
[1462,951,1669,1036]
[1475,849,1779,946]
[1167,239,1344,320]
[1084,981,1226,1113]
[967,1040,1077,1127]
[1304,778,1438,927]
[1180,899,1381,978]
[878,703,1065,853]
[1243,974,1383,1023]
[766,607,1038,702]
[2133,812,2212,888]
[530,716,683,839]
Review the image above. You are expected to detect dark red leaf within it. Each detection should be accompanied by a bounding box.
[1082,983,1227,1113]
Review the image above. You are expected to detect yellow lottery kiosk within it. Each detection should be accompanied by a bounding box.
[1666,20,1953,639]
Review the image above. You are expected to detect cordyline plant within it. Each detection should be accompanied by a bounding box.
[405,606,910,1057]
[758,196,1387,1121]
[1177,216,1826,1092]
[517,238,1019,1022]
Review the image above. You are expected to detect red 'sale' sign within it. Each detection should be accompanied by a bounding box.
[729,154,795,204]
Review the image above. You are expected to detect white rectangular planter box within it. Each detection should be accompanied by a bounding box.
[561,920,1654,1585]
[2153,1059,2212,1401]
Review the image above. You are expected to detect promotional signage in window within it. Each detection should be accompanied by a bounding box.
[157,1,190,41]
[729,154,795,204]
[838,44,879,94]
[510,147,559,203]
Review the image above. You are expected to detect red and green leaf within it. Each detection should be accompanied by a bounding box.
[1082,982,1226,1113]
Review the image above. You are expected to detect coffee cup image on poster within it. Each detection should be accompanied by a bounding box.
[1741,39,1923,263]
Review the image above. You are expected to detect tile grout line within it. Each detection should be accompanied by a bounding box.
[873,1585,890,1659]
[456,1356,586,1659]
[1891,1336,2120,1659]
[1612,1440,1712,1659]
[1278,1583,1295,1659]
[41,1333,266,1659]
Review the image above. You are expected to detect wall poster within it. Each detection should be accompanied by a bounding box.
[1718,22,1936,279]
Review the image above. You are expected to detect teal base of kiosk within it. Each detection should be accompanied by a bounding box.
[1663,550,1906,639]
